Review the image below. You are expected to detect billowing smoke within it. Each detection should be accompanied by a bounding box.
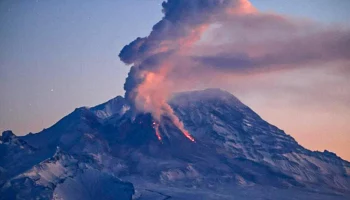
[119,0,350,141]
[119,0,255,141]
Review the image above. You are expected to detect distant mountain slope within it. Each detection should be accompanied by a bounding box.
[1,88,349,199]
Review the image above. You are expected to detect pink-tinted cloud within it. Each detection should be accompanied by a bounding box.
[191,13,350,74]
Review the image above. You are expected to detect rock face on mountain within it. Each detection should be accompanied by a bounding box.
[1,89,349,199]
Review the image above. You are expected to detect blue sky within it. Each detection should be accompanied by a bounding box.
[0,0,163,134]
[0,0,349,159]
[251,0,350,23]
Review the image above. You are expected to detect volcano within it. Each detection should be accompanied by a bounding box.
[1,88,350,200]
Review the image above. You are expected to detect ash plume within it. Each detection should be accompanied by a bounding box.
[118,0,350,141]
[118,0,255,141]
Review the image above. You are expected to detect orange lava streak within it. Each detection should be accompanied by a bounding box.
[155,126,162,141]
[152,122,162,141]
[182,131,195,142]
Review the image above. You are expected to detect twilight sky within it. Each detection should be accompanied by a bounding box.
[0,0,349,160]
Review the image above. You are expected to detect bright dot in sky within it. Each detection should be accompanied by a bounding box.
[50,89,54,92]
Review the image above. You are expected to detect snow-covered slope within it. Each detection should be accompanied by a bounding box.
[90,96,130,120]
[0,131,49,187]
[1,148,134,200]
[170,89,350,193]
[1,88,349,199]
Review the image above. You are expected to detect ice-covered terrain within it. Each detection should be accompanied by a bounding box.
[1,88,349,199]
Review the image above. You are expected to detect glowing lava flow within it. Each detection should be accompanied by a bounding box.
[152,122,162,141]
[182,131,195,142]
[152,121,195,143]
[136,66,195,143]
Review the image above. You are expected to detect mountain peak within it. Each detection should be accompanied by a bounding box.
[0,130,16,143]
[90,95,130,119]
[173,88,238,99]
[170,88,244,108]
